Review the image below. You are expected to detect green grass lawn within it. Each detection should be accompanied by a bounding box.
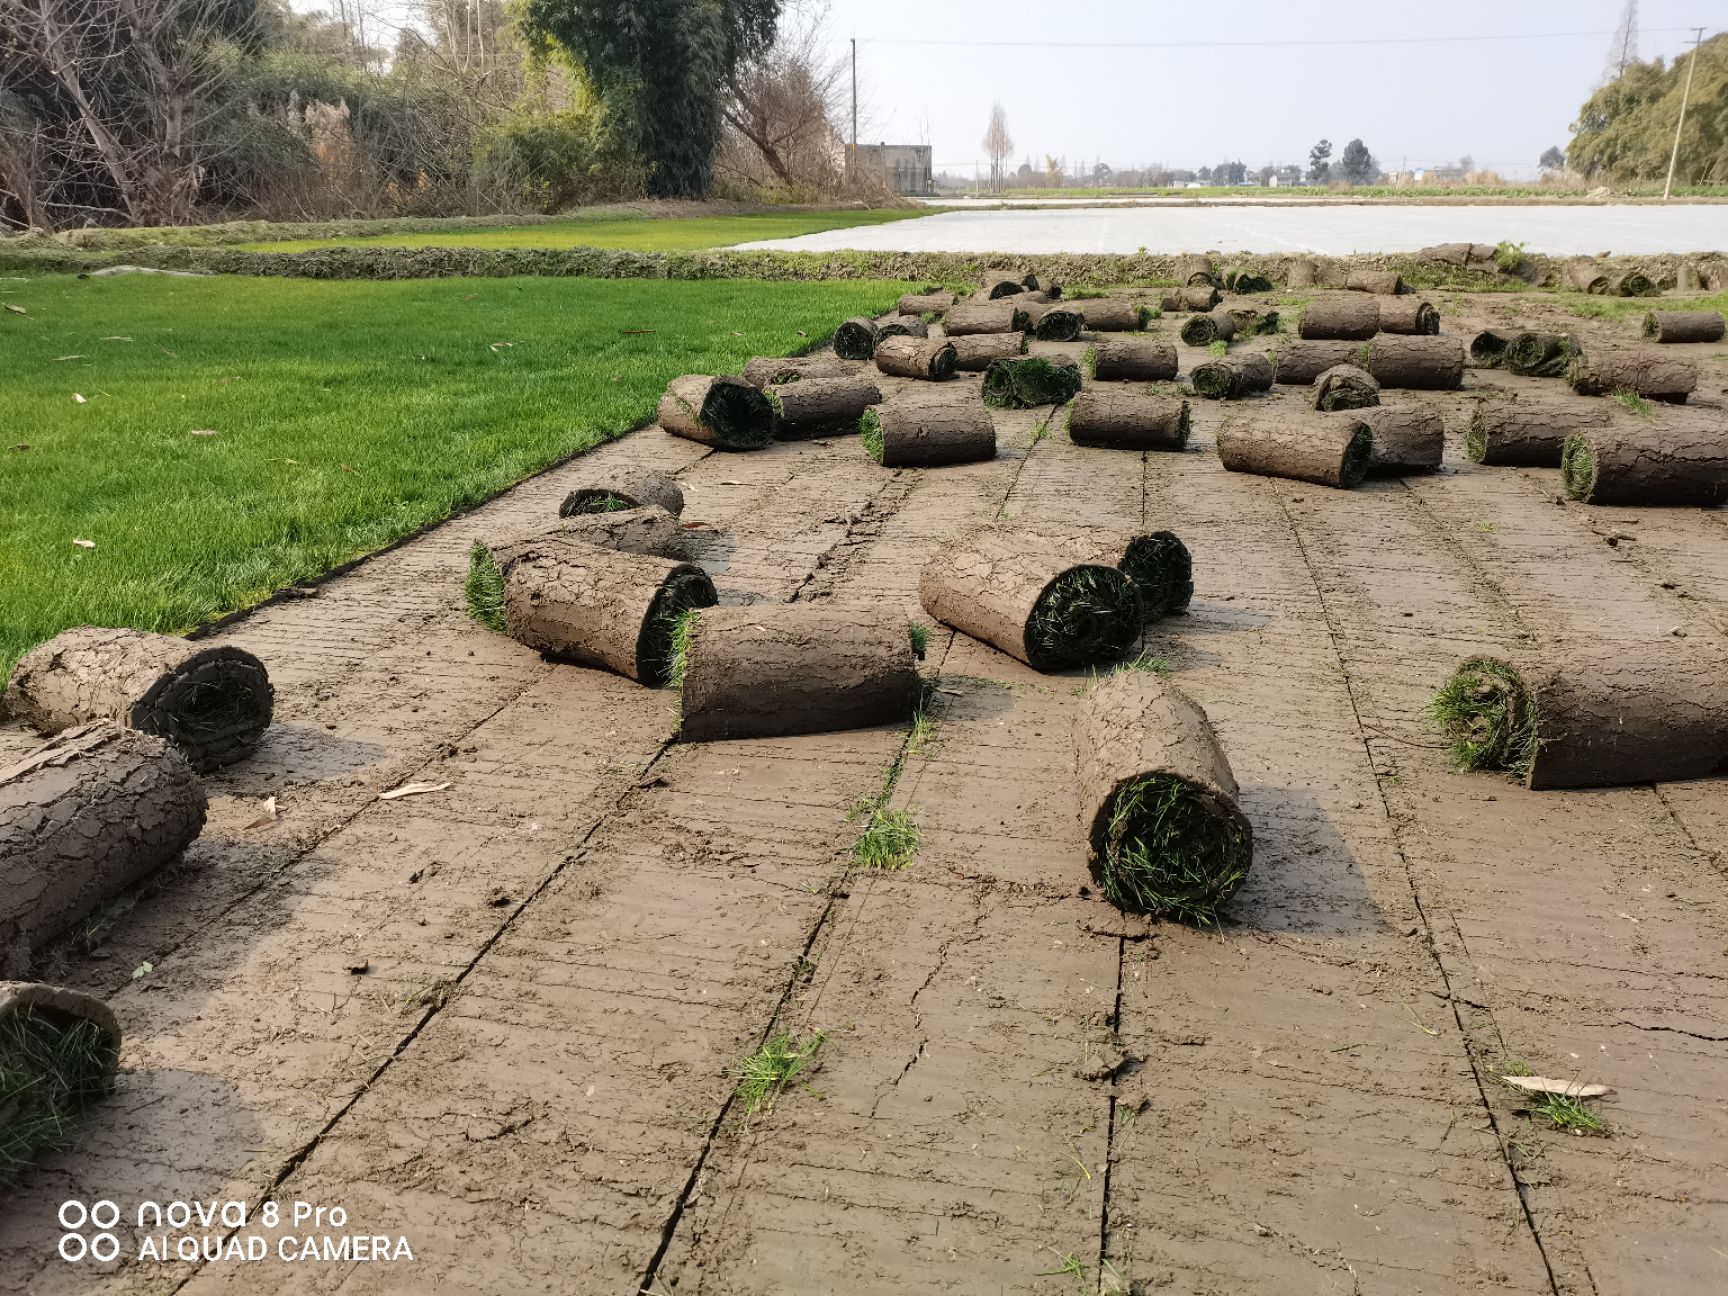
[0,274,907,677]
[238,209,928,253]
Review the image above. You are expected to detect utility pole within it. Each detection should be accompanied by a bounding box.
[1663,27,1706,200]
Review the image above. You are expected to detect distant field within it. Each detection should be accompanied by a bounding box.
[239,209,928,253]
[0,275,908,674]
[940,184,1728,202]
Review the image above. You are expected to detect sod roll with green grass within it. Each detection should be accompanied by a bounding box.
[1020,299,1085,342]
[1075,671,1252,923]
[1190,353,1273,400]
[742,355,853,389]
[1298,296,1379,341]
[1377,297,1439,336]
[659,375,778,449]
[1466,401,1611,466]
[1180,311,1236,347]
[1222,268,1273,294]
[1218,299,1278,337]
[1217,413,1372,488]
[874,335,958,381]
[1560,259,1610,294]
[1567,345,1697,403]
[1076,299,1147,333]
[1503,331,1580,378]
[1360,407,1445,474]
[0,983,121,1188]
[560,468,685,518]
[1364,336,1464,390]
[1066,391,1190,451]
[4,627,272,772]
[1285,257,1320,288]
[1159,285,1221,313]
[1606,270,1658,297]
[980,273,1030,300]
[919,527,1140,672]
[1271,339,1361,384]
[943,298,1022,336]
[1048,528,1195,620]
[490,535,717,685]
[2,723,206,965]
[1468,328,1520,368]
[1086,338,1178,382]
[861,393,995,467]
[833,317,881,360]
[1641,311,1725,344]
[1345,269,1405,295]
[949,332,1026,371]
[897,290,956,316]
[676,606,920,742]
[877,316,929,343]
[770,373,883,438]
[1174,255,1217,287]
[487,507,693,587]
[1427,649,1728,789]
[1561,421,1728,506]
[982,356,1083,408]
[1313,364,1381,411]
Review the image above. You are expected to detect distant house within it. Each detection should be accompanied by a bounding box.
[851,143,934,196]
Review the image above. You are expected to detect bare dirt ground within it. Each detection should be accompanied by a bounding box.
[3,289,1727,1296]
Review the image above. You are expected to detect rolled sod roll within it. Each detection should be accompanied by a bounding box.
[1222,268,1273,294]
[1046,528,1195,619]
[561,468,685,518]
[878,316,929,344]
[1066,391,1191,451]
[1467,401,1613,466]
[982,356,1083,408]
[1427,649,1728,789]
[1377,297,1439,336]
[1271,339,1361,384]
[1073,671,1252,921]
[1504,331,1580,378]
[1024,273,1062,297]
[1561,259,1610,294]
[833,316,880,360]
[5,627,273,772]
[527,505,691,560]
[1298,296,1379,340]
[742,356,852,389]
[861,392,996,467]
[950,332,1026,371]
[1173,255,1217,287]
[769,374,883,439]
[1642,311,1725,344]
[944,298,1022,336]
[1607,270,1658,297]
[897,290,955,316]
[1566,345,1697,403]
[1190,353,1274,400]
[494,535,717,685]
[1285,258,1319,289]
[1076,299,1148,333]
[1364,336,1464,390]
[1159,285,1222,313]
[919,527,1141,672]
[1360,407,1445,474]
[675,606,920,742]
[1179,311,1237,347]
[659,375,778,450]
[873,335,958,381]
[1677,262,1702,292]
[1,722,206,963]
[1216,412,1372,488]
[1019,298,1085,341]
[1345,270,1405,295]
[0,982,121,1174]
[1086,338,1178,382]
[1468,328,1520,368]
[1219,299,1278,337]
[980,273,1029,300]
[1561,421,1728,506]
[1313,363,1381,411]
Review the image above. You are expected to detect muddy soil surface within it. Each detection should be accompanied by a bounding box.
[3,290,1727,1296]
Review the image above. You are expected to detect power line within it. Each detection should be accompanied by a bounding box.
[849,26,1703,51]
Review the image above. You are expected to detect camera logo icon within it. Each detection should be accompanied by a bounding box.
[58,1201,121,1262]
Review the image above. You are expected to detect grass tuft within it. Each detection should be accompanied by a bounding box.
[850,805,920,869]
[734,1028,828,1124]
[1207,339,1228,357]
[0,1007,119,1188]
[1528,1091,1607,1135]
[1610,388,1651,416]
[1117,654,1172,676]
[566,492,635,514]
[464,542,507,633]
[1425,657,1538,779]
[908,621,930,659]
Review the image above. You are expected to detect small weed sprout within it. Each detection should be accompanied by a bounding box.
[1528,1091,1607,1135]
[734,1028,828,1124]
[850,805,919,870]
[907,621,931,660]
[1611,388,1652,416]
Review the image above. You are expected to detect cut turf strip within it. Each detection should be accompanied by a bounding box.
[4,627,273,772]
[659,375,778,450]
[1503,331,1579,377]
[560,468,685,518]
[1641,310,1725,344]
[1074,671,1252,923]
[1360,408,1444,474]
[1313,363,1381,411]
[675,606,920,742]
[1427,650,1728,789]
[1,723,206,961]
[860,394,995,467]
[1216,412,1372,488]
[1566,345,1698,403]
[1066,391,1190,451]
[873,335,958,381]
[1561,421,1728,506]
[1086,338,1178,382]
[1466,400,1612,466]
[981,356,1082,409]
[833,317,880,360]
[491,535,717,685]
[919,527,1139,672]
[0,983,121,1188]
[768,374,883,439]
[1190,353,1273,400]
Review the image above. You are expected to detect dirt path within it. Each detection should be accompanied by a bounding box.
[3,294,1726,1296]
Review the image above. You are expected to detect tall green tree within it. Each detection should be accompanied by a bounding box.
[521,0,780,198]
[1568,34,1727,183]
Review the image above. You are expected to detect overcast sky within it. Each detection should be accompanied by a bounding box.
[818,0,1711,179]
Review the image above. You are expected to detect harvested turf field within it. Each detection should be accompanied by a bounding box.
[0,275,908,677]
[2,279,1728,1295]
